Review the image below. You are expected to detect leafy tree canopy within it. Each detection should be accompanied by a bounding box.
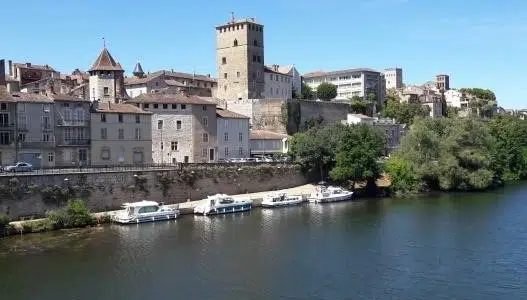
[301,83,314,100]
[316,82,337,101]
[459,88,496,101]
[380,95,429,125]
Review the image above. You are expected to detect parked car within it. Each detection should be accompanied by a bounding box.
[4,162,33,172]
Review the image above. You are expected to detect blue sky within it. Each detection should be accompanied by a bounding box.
[3,0,526,108]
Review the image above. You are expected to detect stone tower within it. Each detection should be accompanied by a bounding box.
[215,16,265,101]
[88,47,127,103]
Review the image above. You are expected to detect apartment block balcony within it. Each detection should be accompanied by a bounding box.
[56,120,89,127]
[56,139,90,147]
[20,141,56,149]
[0,123,15,130]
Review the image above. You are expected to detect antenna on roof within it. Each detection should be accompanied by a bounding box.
[102,37,106,48]
[230,11,235,23]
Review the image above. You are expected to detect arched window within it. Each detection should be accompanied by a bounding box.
[233,39,238,47]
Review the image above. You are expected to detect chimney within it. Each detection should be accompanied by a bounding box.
[8,60,12,76]
[171,69,174,73]
[207,73,211,78]
[0,60,5,86]
[25,62,31,67]
[273,64,279,72]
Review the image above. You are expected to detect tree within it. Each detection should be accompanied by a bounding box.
[458,88,496,101]
[348,96,368,114]
[381,99,429,125]
[330,125,385,191]
[301,83,314,100]
[316,82,337,101]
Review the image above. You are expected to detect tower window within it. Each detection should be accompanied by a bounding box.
[236,25,239,30]
[253,40,258,46]
[224,73,228,79]
[257,56,261,63]
[224,85,227,91]
[233,39,238,46]
[241,24,244,29]
[222,57,227,65]
[237,72,240,78]
[253,55,256,62]
[103,87,109,96]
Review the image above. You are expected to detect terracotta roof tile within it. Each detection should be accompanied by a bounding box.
[10,92,53,103]
[93,102,151,115]
[124,73,162,85]
[216,108,249,119]
[127,93,217,105]
[303,68,379,78]
[88,48,123,72]
[249,130,289,140]
[151,70,217,83]
[50,94,90,102]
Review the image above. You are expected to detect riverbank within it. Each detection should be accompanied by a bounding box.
[6,184,318,236]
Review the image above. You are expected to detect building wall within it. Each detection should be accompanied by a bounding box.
[223,98,287,133]
[89,73,116,102]
[383,68,403,89]
[90,112,152,165]
[264,71,292,99]
[249,138,287,154]
[0,101,16,165]
[216,20,265,100]
[191,104,218,162]
[126,85,148,98]
[217,117,250,159]
[53,101,91,167]
[444,89,468,108]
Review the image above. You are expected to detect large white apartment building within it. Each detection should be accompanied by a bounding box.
[303,68,385,105]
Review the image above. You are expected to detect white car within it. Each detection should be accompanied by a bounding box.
[4,162,33,172]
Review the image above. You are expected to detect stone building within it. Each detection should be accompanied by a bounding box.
[270,65,302,97]
[215,17,265,100]
[88,47,127,103]
[126,93,218,163]
[216,108,250,160]
[249,130,289,156]
[263,65,292,99]
[383,68,403,90]
[436,74,450,91]
[6,60,59,88]
[90,102,152,165]
[0,84,16,166]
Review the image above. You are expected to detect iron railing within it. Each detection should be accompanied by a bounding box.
[56,139,90,146]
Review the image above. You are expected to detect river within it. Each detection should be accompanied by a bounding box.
[1,183,527,299]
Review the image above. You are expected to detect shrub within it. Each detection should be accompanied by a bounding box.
[47,199,95,229]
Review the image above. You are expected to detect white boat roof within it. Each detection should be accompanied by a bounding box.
[207,194,232,199]
[122,200,159,207]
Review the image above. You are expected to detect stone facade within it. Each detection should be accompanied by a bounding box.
[216,108,250,159]
[383,68,403,89]
[216,18,265,100]
[264,66,292,99]
[125,70,216,98]
[0,164,307,219]
[223,98,287,134]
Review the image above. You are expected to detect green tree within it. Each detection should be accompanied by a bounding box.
[348,96,368,114]
[316,82,337,101]
[385,157,419,193]
[330,125,385,191]
[381,99,429,125]
[459,88,496,101]
[301,83,314,100]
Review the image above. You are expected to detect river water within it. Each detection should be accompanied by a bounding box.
[1,184,527,299]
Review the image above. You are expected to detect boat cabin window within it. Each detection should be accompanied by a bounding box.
[137,206,159,214]
[126,207,134,216]
[219,197,234,204]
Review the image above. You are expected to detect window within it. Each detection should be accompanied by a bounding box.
[224,132,229,141]
[48,152,54,163]
[144,103,150,109]
[0,103,7,110]
[202,148,207,157]
[233,39,238,46]
[156,82,159,87]
[225,147,229,156]
[163,104,168,109]
[42,133,50,142]
[253,40,258,46]
[224,85,227,91]
[237,71,240,78]
[0,132,9,145]
[101,148,110,160]
[239,132,243,141]
[101,113,106,122]
[153,104,159,109]
[253,55,256,62]
[157,120,163,130]
[133,151,144,164]
[103,87,109,96]
[118,128,124,140]
[135,128,141,140]
[176,120,182,130]
[135,115,140,123]
[202,133,208,142]
[18,103,26,112]
[118,114,123,123]
[172,104,177,109]
[42,116,50,129]
[171,141,178,151]
[222,57,227,64]
[224,73,228,79]
[17,133,25,142]
[0,113,8,126]
[43,104,51,112]
[161,142,164,150]
[181,104,186,110]
[100,128,107,140]
[202,117,208,127]
[257,56,261,63]
[239,147,243,155]
[79,149,87,162]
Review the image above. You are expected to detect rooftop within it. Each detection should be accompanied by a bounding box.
[216,108,249,119]
[93,102,151,115]
[264,66,293,76]
[152,70,217,83]
[249,130,288,140]
[0,86,14,101]
[348,113,374,120]
[10,92,53,103]
[127,93,217,105]
[88,48,123,72]
[13,63,56,72]
[216,17,262,28]
[49,94,89,102]
[303,68,380,78]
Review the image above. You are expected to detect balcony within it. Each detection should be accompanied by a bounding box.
[0,123,14,130]
[42,124,53,131]
[56,120,89,127]
[56,139,90,146]
[20,141,56,149]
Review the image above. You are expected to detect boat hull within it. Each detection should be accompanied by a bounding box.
[308,194,353,204]
[112,213,179,224]
[195,203,252,216]
[261,198,304,208]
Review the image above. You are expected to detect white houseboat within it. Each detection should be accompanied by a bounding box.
[194,194,252,216]
[261,192,304,208]
[308,186,353,204]
[111,200,180,224]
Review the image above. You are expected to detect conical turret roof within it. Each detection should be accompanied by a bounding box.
[89,48,123,72]
[133,62,145,77]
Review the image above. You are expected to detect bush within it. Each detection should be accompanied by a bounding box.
[47,199,95,229]
[22,219,55,233]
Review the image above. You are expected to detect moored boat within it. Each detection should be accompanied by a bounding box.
[261,192,303,208]
[307,186,353,203]
[194,194,252,216]
[111,200,179,224]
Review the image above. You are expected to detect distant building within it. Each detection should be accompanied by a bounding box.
[216,108,250,159]
[215,17,265,100]
[6,60,59,87]
[436,74,450,91]
[126,93,218,163]
[303,68,385,105]
[444,89,468,108]
[383,68,403,89]
[88,47,127,103]
[0,84,16,166]
[90,102,152,165]
[249,130,289,156]
[264,65,292,99]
